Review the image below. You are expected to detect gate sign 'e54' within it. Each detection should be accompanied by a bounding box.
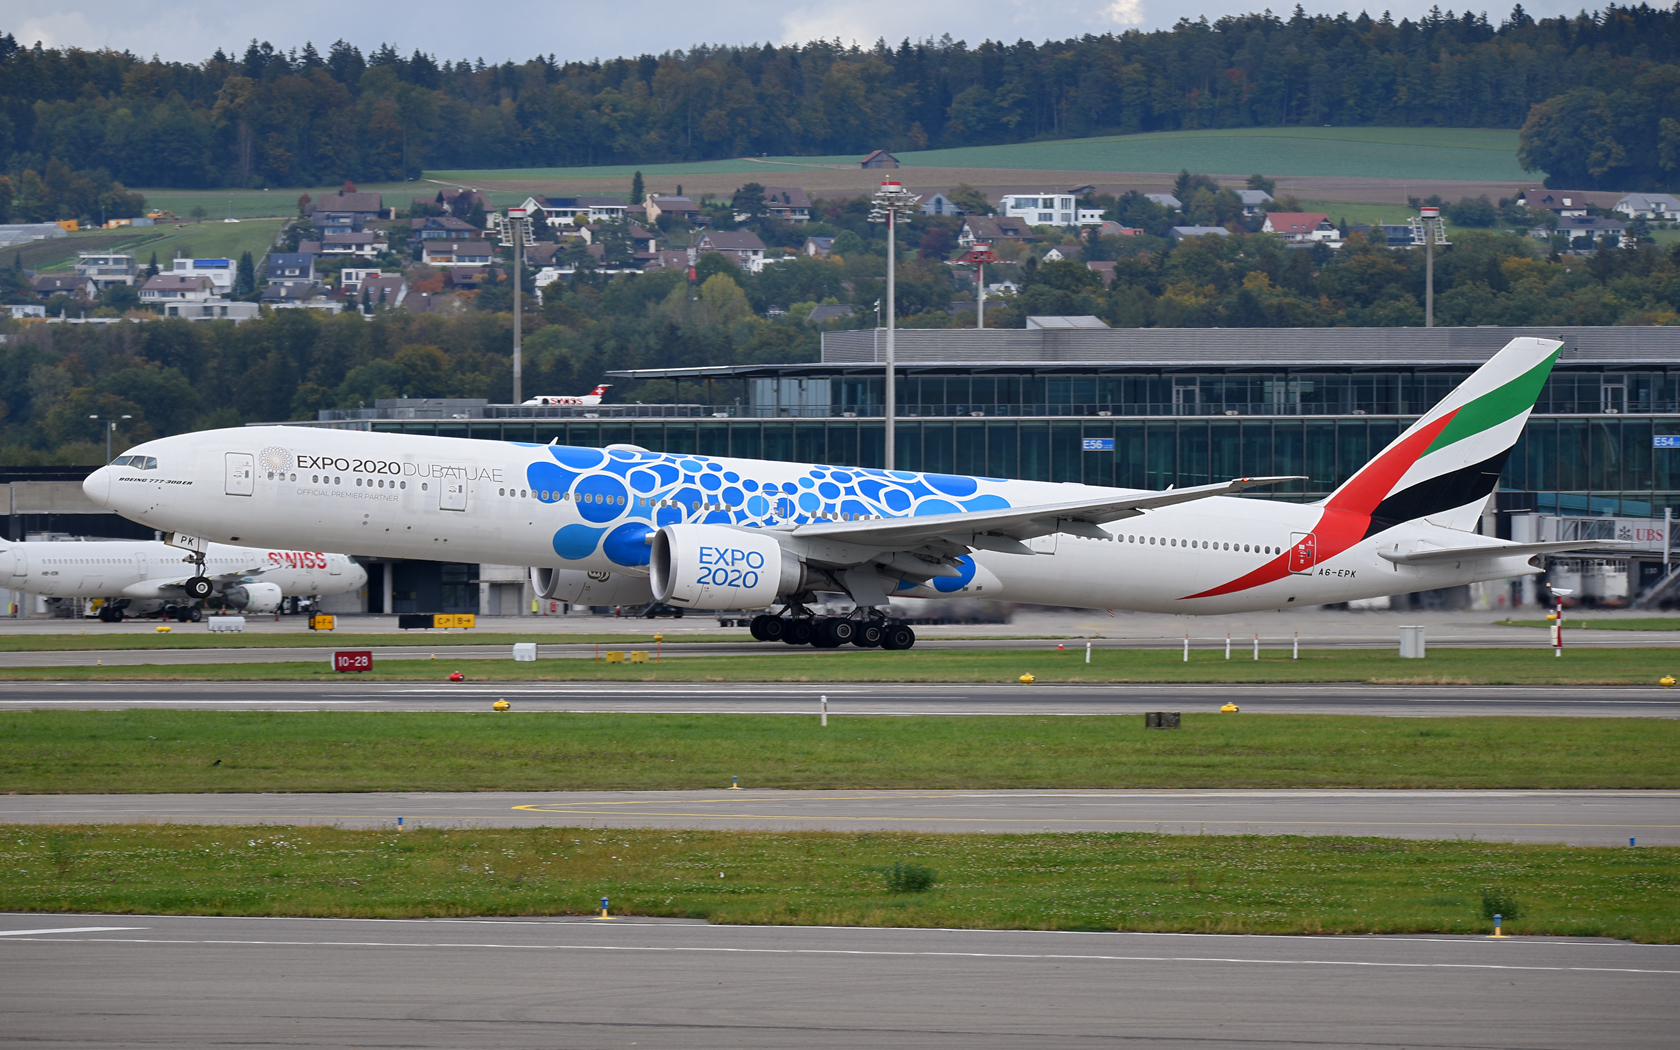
[1081,438,1115,451]
[1656,435,1680,449]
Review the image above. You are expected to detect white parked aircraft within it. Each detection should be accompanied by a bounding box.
[82,337,1600,648]
[523,384,610,407]
[0,538,367,622]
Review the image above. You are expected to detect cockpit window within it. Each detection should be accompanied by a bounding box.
[114,456,158,470]
[110,456,133,466]
[141,457,157,470]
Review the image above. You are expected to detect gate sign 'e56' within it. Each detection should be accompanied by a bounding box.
[1655,435,1680,449]
[1081,438,1115,451]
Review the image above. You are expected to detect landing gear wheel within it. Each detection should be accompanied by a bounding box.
[880,623,917,651]
[97,607,115,623]
[187,606,203,623]
[782,618,815,646]
[852,621,885,648]
[749,614,773,641]
[106,607,124,623]
[175,606,192,623]
[185,576,213,601]
[759,616,786,642]
[818,618,856,647]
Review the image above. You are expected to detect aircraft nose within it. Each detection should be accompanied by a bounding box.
[82,467,112,508]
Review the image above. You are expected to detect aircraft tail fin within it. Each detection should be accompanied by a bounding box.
[1319,336,1561,536]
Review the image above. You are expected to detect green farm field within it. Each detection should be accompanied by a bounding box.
[3,710,1676,793]
[4,823,1673,941]
[0,646,1672,686]
[20,218,286,273]
[432,126,1533,187]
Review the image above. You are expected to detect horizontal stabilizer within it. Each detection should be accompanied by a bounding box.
[1377,539,1629,565]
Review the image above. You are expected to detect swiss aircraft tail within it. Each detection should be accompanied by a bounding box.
[1319,336,1562,537]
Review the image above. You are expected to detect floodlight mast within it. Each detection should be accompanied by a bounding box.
[868,180,920,469]
[960,244,996,330]
[503,207,531,404]
[1410,207,1449,328]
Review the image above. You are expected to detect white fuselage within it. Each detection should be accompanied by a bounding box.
[0,539,366,603]
[84,427,1532,613]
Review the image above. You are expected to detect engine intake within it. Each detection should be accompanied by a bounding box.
[650,525,801,609]
[222,581,282,614]
[529,567,655,606]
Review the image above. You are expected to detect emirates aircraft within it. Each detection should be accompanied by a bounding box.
[522,384,611,407]
[0,537,367,621]
[83,337,1596,649]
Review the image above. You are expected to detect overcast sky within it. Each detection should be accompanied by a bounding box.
[14,1,1592,66]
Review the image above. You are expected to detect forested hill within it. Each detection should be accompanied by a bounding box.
[3,4,1679,192]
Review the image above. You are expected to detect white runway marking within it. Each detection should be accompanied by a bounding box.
[0,927,146,936]
[13,935,1677,975]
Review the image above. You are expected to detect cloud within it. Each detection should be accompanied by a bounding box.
[1106,0,1146,25]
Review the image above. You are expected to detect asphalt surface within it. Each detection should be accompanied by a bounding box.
[4,789,1674,845]
[4,628,1676,667]
[1,914,1673,1048]
[4,679,1679,717]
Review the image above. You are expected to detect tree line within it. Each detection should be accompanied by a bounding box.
[3,5,1680,197]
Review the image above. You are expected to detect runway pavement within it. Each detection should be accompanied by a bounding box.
[3,788,1674,845]
[1,914,1673,1048]
[3,678,1678,716]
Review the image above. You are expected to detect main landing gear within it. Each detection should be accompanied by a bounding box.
[748,612,916,650]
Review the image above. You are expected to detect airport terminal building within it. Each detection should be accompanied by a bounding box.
[296,324,1680,610]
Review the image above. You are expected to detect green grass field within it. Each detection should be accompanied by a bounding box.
[5,824,1672,941]
[20,219,286,274]
[3,646,1672,685]
[433,127,1531,185]
[4,711,1676,792]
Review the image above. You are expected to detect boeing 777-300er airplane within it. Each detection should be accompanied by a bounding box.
[82,337,1603,649]
[0,537,367,621]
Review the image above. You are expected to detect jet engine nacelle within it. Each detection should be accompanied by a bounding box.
[650,524,801,610]
[530,567,655,606]
[223,581,283,613]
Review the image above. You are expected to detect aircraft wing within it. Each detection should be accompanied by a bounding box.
[1377,540,1630,565]
[788,476,1304,552]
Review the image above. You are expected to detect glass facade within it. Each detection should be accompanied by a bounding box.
[365,415,1680,518]
[752,372,1680,419]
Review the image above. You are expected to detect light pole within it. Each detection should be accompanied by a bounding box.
[958,243,996,329]
[502,207,531,405]
[89,414,132,463]
[1409,206,1449,327]
[867,179,919,470]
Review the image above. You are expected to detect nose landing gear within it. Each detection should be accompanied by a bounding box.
[183,550,212,601]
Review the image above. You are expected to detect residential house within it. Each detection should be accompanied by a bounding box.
[161,299,260,321]
[805,304,857,324]
[264,253,317,288]
[400,290,450,314]
[642,249,693,272]
[696,230,766,273]
[804,237,835,258]
[166,257,235,295]
[999,193,1077,227]
[1042,247,1066,262]
[860,150,899,169]
[957,216,1035,247]
[410,215,481,241]
[1170,226,1232,240]
[1076,208,1106,226]
[421,242,496,267]
[1086,261,1116,283]
[644,195,701,224]
[1517,190,1590,218]
[443,267,492,291]
[1554,215,1630,249]
[33,273,95,300]
[1237,190,1274,215]
[1613,193,1680,220]
[260,283,339,311]
[1094,221,1143,237]
[917,191,960,217]
[339,268,384,294]
[7,304,46,318]
[523,243,566,269]
[521,196,629,226]
[140,274,215,305]
[314,232,382,260]
[1144,193,1182,210]
[75,253,135,290]
[627,225,659,254]
[760,187,811,223]
[310,190,385,234]
[358,274,407,311]
[1261,213,1337,243]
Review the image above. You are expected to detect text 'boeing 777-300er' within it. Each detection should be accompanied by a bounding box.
[0,537,366,621]
[82,337,1606,649]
